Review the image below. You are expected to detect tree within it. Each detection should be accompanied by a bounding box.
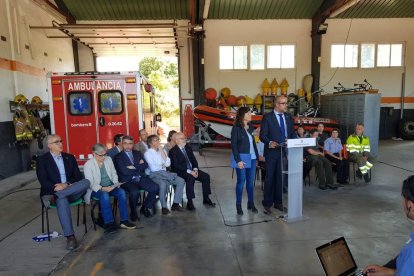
[139,57,179,120]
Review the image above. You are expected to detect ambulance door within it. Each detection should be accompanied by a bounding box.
[64,81,98,161]
[97,89,127,149]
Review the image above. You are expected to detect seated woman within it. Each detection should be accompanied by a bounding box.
[323,129,349,184]
[84,143,136,233]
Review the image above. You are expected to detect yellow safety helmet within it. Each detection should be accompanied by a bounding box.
[31,96,43,104]
[14,94,28,104]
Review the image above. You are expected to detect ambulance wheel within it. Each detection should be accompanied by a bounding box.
[399,117,414,140]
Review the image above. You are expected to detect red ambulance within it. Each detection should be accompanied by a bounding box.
[48,71,156,165]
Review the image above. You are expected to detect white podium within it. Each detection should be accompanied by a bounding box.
[283,138,316,223]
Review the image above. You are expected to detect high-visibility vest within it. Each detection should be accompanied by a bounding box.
[346,134,371,153]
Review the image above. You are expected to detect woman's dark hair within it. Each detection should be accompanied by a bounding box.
[147,135,160,147]
[234,107,251,127]
[167,130,177,142]
[402,175,414,202]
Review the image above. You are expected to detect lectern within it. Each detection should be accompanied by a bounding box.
[283,138,316,223]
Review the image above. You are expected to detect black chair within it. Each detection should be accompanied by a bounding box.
[90,196,118,230]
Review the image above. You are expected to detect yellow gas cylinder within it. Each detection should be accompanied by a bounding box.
[245,95,254,105]
[261,78,271,95]
[254,93,263,109]
[280,78,289,95]
[270,78,279,95]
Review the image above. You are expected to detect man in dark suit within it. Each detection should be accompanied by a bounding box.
[36,134,90,250]
[107,133,123,160]
[114,135,159,220]
[260,95,296,214]
[169,132,215,210]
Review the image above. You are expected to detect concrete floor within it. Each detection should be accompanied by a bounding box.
[0,140,413,275]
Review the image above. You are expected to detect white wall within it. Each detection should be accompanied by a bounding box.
[78,42,95,71]
[321,18,414,109]
[0,0,74,122]
[204,20,312,98]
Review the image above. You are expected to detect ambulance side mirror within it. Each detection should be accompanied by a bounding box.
[155,113,162,122]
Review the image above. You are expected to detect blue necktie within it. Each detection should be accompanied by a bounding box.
[278,114,286,143]
[126,152,134,164]
[181,148,192,170]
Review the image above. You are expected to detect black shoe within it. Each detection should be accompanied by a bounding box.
[247,202,258,213]
[319,185,327,190]
[326,184,338,190]
[187,200,196,211]
[203,198,216,207]
[104,223,119,234]
[274,203,287,212]
[120,221,137,230]
[140,208,153,218]
[356,169,363,179]
[130,212,139,222]
[263,207,272,215]
[363,173,371,183]
[171,203,184,212]
[162,207,170,215]
[236,204,243,215]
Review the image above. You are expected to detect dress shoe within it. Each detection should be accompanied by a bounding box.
[162,208,170,215]
[66,236,77,250]
[171,203,184,212]
[263,207,272,215]
[130,212,139,222]
[363,173,371,183]
[236,204,243,215]
[319,185,327,190]
[326,184,338,190]
[203,198,216,207]
[140,207,153,217]
[186,200,196,211]
[274,203,287,212]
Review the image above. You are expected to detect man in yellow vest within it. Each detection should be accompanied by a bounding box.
[346,123,375,183]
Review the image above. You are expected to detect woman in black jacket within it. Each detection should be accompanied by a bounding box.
[231,107,259,215]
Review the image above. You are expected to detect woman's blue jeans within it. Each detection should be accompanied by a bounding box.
[235,159,256,205]
[92,187,128,224]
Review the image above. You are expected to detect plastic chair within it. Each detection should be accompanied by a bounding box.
[41,196,87,241]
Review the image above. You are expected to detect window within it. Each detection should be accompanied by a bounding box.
[99,91,123,115]
[250,44,265,70]
[267,45,295,69]
[361,44,375,68]
[331,44,358,68]
[219,45,247,70]
[68,92,92,116]
[377,43,403,67]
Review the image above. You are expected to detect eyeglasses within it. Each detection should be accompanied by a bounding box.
[49,140,63,144]
[95,152,107,157]
[277,102,288,105]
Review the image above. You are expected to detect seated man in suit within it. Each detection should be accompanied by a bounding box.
[36,134,90,250]
[144,134,185,215]
[114,135,159,220]
[304,129,338,190]
[107,133,123,160]
[169,132,215,211]
[134,129,149,154]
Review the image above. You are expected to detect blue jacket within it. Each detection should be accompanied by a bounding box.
[231,123,259,163]
[259,111,296,158]
[114,150,148,183]
[36,152,82,196]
